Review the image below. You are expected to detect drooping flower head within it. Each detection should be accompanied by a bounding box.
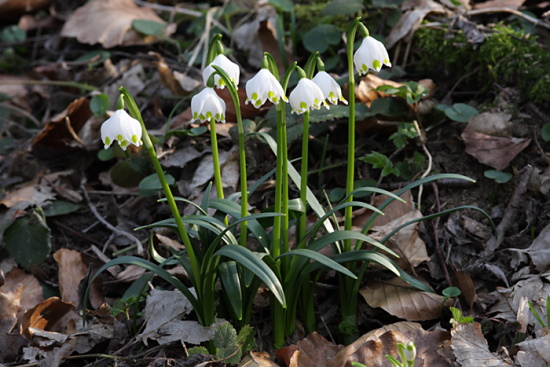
[100,109,143,151]
[202,54,240,89]
[245,68,288,108]
[312,71,348,105]
[289,78,328,115]
[353,36,391,75]
[191,87,226,123]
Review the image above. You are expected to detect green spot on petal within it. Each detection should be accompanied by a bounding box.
[251,92,258,100]
[104,137,111,146]
[120,140,128,147]
[300,102,307,109]
[267,91,275,99]
[117,134,123,141]
[199,113,206,120]
[373,60,381,70]
[132,135,138,144]
[193,112,198,119]
[206,111,212,119]
[255,100,262,107]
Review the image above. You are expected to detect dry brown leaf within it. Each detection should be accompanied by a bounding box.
[21,297,75,340]
[329,327,452,367]
[32,97,94,154]
[353,190,413,229]
[386,0,448,49]
[451,323,514,366]
[149,52,201,96]
[361,277,450,321]
[276,332,343,367]
[240,351,282,367]
[515,334,550,366]
[453,271,477,311]
[53,249,104,309]
[370,209,430,269]
[355,74,402,106]
[461,129,531,170]
[61,0,173,48]
[3,267,43,314]
[518,222,550,273]
[473,0,525,10]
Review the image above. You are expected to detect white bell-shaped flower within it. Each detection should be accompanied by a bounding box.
[191,87,226,123]
[353,36,391,75]
[289,78,328,115]
[312,71,348,105]
[100,109,142,151]
[202,54,240,89]
[245,68,288,108]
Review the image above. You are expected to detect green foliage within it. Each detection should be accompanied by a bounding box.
[376,81,429,105]
[90,94,110,117]
[450,307,475,327]
[542,123,550,142]
[322,0,362,16]
[303,24,341,53]
[132,20,167,37]
[138,172,176,196]
[484,170,513,184]
[436,103,479,123]
[43,201,82,217]
[207,322,256,365]
[389,122,419,149]
[360,151,399,178]
[3,209,51,271]
[527,296,550,328]
[415,24,550,105]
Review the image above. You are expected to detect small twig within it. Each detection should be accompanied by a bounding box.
[65,116,85,146]
[414,120,433,210]
[431,183,453,287]
[0,102,42,127]
[483,165,534,256]
[466,7,550,30]
[81,183,144,255]
[52,219,105,248]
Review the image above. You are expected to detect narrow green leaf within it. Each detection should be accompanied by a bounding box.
[219,262,243,321]
[214,245,286,307]
[278,248,357,280]
[309,230,399,257]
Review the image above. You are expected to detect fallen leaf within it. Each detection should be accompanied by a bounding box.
[241,351,282,367]
[21,297,75,340]
[330,326,452,367]
[370,209,430,269]
[451,323,514,366]
[473,0,525,10]
[353,190,413,229]
[528,166,550,196]
[518,221,550,272]
[3,267,43,315]
[150,51,201,96]
[386,0,447,49]
[276,332,343,367]
[61,0,173,48]
[461,129,531,170]
[53,249,104,309]
[514,334,550,366]
[361,277,450,321]
[32,97,94,155]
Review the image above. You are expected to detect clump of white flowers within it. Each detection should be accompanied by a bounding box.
[354,36,391,75]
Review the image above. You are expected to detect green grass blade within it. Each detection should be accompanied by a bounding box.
[278,248,357,281]
[309,230,399,257]
[219,261,243,321]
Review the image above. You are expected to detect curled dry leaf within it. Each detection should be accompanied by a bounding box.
[329,326,452,367]
[32,97,94,154]
[149,52,201,96]
[240,351,282,367]
[518,221,550,273]
[361,277,450,321]
[21,297,75,340]
[3,267,43,315]
[0,0,54,18]
[451,323,514,367]
[61,0,174,48]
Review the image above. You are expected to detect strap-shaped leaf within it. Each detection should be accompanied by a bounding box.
[278,248,357,284]
[309,230,398,257]
[219,261,243,321]
[214,245,286,307]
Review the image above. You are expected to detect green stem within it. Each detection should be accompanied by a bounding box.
[210,66,248,246]
[298,110,310,244]
[344,18,361,253]
[118,87,205,320]
[209,120,225,200]
[272,104,284,259]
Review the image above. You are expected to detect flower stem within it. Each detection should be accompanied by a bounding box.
[209,119,225,200]
[298,110,310,243]
[210,66,248,246]
[344,18,361,253]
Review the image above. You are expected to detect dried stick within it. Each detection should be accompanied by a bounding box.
[483,165,534,256]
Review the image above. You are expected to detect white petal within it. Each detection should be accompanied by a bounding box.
[191,88,226,123]
[289,78,328,115]
[245,69,287,108]
[100,109,142,150]
[202,54,240,89]
[312,71,347,105]
[353,36,391,75]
